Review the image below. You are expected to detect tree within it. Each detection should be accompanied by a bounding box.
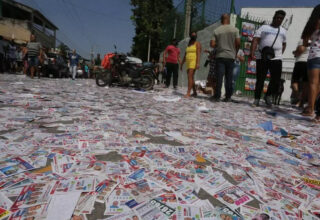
[130,0,173,61]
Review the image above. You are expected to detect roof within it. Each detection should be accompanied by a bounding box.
[3,0,58,30]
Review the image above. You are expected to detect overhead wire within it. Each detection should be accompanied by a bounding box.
[22,0,89,57]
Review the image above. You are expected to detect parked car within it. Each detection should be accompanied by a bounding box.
[43,52,69,78]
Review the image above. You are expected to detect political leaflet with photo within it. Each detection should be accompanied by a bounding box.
[133,201,167,220]
[95,179,118,203]
[104,187,133,216]
[213,186,253,210]
[9,203,49,220]
[0,157,35,177]
[11,183,55,210]
[53,176,96,193]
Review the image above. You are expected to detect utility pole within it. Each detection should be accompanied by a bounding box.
[184,0,192,38]
[90,46,94,64]
[173,19,177,39]
[230,0,235,14]
[147,36,151,62]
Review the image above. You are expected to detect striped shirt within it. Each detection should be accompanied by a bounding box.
[27,42,41,57]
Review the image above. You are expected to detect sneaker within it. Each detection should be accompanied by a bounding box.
[173,86,177,90]
[210,97,220,102]
[252,99,260,107]
[222,98,231,102]
[264,96,272,107]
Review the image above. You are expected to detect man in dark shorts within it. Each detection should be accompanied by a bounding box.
[291,39,309,106]
[26,34,42,78]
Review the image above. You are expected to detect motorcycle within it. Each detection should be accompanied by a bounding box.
[95,47,155,90]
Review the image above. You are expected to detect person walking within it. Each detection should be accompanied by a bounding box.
[250,10,287,107]
[26,34,42,78]
[181,32,201,98]
[301,4,320,117]
[290,39,310,107]
[210,14,241,102]
[69,49,79,80]
[163,39,181,89]
[8,39,17,73]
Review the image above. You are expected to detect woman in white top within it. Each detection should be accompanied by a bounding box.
[301,4,320,119]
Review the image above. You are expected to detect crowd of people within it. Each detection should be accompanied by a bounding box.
[0,34,92,79]
[162,7,320,122]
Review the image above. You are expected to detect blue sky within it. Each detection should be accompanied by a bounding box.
[15,0,320,59]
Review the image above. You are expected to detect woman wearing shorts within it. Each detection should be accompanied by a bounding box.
[301,4,320,120]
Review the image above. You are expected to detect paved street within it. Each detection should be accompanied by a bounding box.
[0,74,319,219]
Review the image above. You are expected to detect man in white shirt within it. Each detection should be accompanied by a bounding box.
[250,10,287,107]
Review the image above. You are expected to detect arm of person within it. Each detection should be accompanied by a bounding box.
[235,37,241,54]
[237,51,245,63]
[180,53,186,70]
[235,29,241,54]
[196,42,201,69]
[178,55,182,66]
[210,40,216,48]
[250,37,260,60]
[294,45,306,57]
[282,42,287,54]
[163,47,168,66]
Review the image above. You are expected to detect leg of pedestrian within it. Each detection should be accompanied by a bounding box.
[254,59,268,106]
[265,60,282,106]
[165,63,173,88]
[303,68,320,116]
[223,59,234,101]
[172,63,179,89]
[213,59,224,101]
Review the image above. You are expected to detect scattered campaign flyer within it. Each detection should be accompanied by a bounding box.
[11,183,55,210]
[0,207,10,220]
[213,186,253,210]
[104,187,133,216]
[95,179,118,203]
[53,176,96,193]
[0,157,35,177]
[0,71,320,219]
[133,200,168,220]
[9,203,49,220]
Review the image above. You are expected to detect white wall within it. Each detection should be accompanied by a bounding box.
[241,7,313,101]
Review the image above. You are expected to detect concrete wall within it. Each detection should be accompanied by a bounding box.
[160,21,221,87]
[0,17,30,43]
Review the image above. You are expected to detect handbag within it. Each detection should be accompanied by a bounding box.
[261,27,280,61]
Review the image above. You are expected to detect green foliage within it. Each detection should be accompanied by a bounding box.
[130,0,174,61]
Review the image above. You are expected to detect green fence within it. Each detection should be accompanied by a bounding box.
[235,15,265,97]
[161,0,233,46]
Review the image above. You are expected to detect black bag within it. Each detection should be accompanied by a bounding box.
[261,27,280,61]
